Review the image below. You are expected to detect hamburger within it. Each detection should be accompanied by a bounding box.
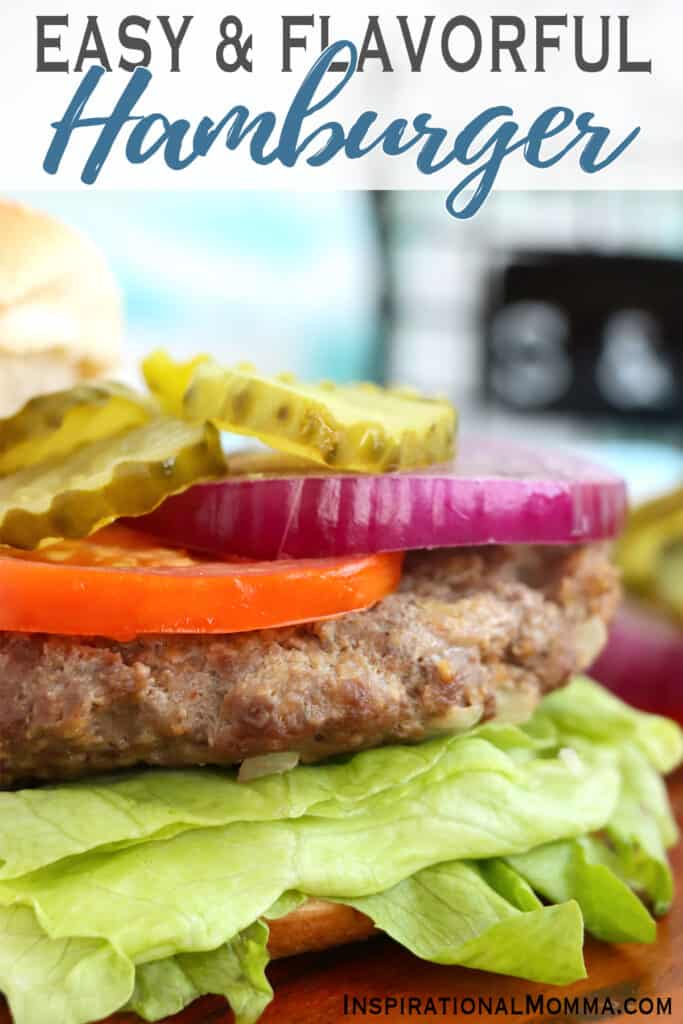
[0,349,679,1024]
[0,200,121,416]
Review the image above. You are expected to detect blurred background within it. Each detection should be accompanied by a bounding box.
[14,189,683,502]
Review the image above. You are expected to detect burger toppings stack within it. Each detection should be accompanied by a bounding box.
[0,350,679,1024]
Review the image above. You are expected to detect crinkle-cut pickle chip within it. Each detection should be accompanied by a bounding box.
[0,382,156,477]
[144,350,209,418]
[0,419,227,550]
[143,350,457,473]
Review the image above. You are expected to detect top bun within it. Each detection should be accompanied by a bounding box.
[0,200,122,416]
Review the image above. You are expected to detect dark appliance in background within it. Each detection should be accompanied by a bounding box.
[484,253,683,421]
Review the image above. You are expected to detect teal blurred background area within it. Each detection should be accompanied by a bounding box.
[11,189,683,501]
[13,191,381,384]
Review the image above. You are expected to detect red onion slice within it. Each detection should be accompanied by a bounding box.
[132,436,627,559]
[591,604,683,724]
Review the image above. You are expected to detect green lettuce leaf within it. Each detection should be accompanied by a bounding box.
[0,735,531,879]
[129,921,272,1024]
[0,746,621,962]
[529,676,683,773]
[341,860,586,984]
[0,897,304,1024]
[507,837,658,944]
[0,678,677,1024]
[0,905,132,1024]
[478,858,543,912]
[506,683,682,934]
[606,744,679,914]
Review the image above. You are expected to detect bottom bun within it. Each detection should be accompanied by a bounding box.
[0,352,94,418]
[266,899,377,959]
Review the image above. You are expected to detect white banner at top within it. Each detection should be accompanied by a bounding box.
[0,1,680,215]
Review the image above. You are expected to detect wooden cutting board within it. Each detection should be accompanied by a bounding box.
[4,772,681,1024]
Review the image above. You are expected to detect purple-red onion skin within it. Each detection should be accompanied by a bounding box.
[131,438,627,560]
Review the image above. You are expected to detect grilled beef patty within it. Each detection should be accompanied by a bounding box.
[0,544,618,787]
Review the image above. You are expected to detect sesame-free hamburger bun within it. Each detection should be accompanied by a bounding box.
[266,899,377,959]
[0,200,122,416]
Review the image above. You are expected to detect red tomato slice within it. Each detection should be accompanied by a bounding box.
[0,526,403,640]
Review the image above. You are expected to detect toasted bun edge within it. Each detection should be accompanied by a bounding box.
[266,899,377,959]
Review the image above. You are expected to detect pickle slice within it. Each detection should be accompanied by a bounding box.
[227,450,331,475]
[0,382,157,478]
[143,350,208,417]
[144,351,457,472]
[0,419,227,549]
[657,540,683,619]
[617,487,683,595]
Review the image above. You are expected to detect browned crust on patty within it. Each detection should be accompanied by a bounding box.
[0,543,619,787]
